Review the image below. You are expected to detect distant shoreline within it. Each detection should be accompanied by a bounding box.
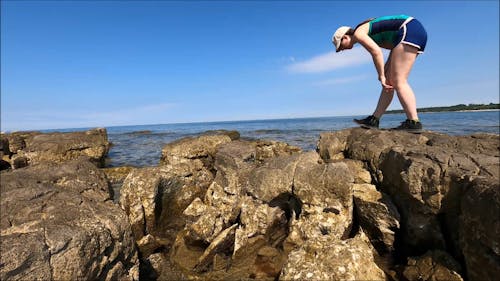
[386,104,500,114]
[415,109,500,114]
[455,109,500,112]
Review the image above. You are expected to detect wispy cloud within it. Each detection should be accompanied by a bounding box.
[314,74,369,86]
[286,47,372,74]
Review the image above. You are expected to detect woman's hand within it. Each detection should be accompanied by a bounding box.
[379,75,393,91]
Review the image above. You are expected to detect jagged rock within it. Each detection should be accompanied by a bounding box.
[246,153,300,201]
[353,183,400,254]
[252,139,302,162]
[318,128,499,258]
[2,126,495,281]
[169,138,303,280]
[284,204,350,254]
[102,166,135,185]
[172,196,289,280]
[318,129,429,183]
[0,138,11,171]
[212,139,301,196]
[172,142,356,280]
[341,159,372,184]
[294,153,353,209]
[282,154,355,251]
[0,151,10,170]
[201,129,241,140]
[119,163,213,254]
[11,154,28,169]
[316,129,350,160]
[102,166,136,203]
[235,196,288,252]
[185,181,240,243]
[402,250,463,281]
[0,135,10,155]
[459,177,500,281]
[213,140,258,195]
[159,134,232,168]
[280,229,386,281]
[6,128,110,167]
[0,158,139,281]
[194,224,238,272]
[1,131,40,154]
[143,252,188,281]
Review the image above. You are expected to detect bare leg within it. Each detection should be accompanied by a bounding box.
[390,43,419,120]
[373,89,395,118]
[373,52,394,119]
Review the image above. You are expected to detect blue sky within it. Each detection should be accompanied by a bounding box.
[1,0,499,131]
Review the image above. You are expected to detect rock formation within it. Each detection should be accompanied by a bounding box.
[0,157,139,280]
[0,128,110,169]
[1,127,498,281]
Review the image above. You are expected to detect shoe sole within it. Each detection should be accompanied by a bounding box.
[390,128,423,134]
[353,120,379,130]
[359,124,380,129]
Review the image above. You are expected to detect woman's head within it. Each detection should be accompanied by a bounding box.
[332,26,355,52]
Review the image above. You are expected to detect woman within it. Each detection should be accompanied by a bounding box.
[332,15,427,132]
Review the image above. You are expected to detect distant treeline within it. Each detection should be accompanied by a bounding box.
[386,103,500,114]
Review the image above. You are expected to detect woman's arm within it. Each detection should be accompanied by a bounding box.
[354,27,393,89]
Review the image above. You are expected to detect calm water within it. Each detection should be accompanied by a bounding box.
[95,111,499,167]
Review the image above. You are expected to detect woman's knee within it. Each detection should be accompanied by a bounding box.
[391,75,408,90]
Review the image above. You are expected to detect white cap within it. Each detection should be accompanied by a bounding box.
[332,26,351,52]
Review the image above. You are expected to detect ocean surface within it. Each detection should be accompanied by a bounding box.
[55,111,500,167]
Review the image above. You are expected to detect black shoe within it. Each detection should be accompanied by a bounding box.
[392,119,423,133]
[353,115,379,129]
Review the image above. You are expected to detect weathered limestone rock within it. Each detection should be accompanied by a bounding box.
[341,159,372,184]
[280,229,386,281]
[194,224,238,272]
[294,153,353,209]
[201,129,241,141]
[318,128,499,280]
[11,154,29,169]
[252,139,302,163]
[172,196,289,280]
[235,196,288,252]
[0,153,10,171]
[402,250,463,281]
[246,153,300,201]
[0,158,139,281]
[142,252,188,281]
[353,183,400,254]
[102,166,135,185]
[101,166,136,203]
[0,137,11,170]
[213,140,258,195]
[169,138,303,280]
[318,129,428,183]
[459,177,500,281]
[316,129,350,160]
[282,154,355,251]
[119,163,213,253]
[284,204,349,254]
[1,135,10,155]
[171,140,357,280]
[1,131,40,154]
[159,134,232,168]
[6,128,110,167]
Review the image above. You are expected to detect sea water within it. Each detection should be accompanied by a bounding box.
[98,111,499,167]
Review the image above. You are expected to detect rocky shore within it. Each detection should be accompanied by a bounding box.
[1,128,498,280]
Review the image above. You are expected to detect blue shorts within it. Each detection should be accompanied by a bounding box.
[396,18,427,53]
